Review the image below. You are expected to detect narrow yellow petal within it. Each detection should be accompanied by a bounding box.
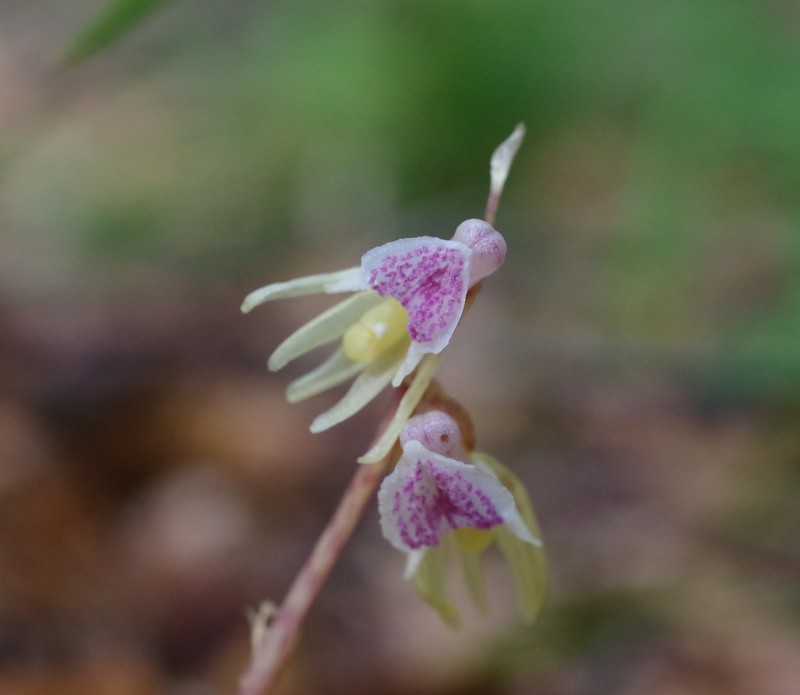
[473,452,547,622]
[286,348,366,403]
[308,340,406,433]
[241,267,361,312]
[411,545,460,628]
[455,545,488,613]
[494,527,547,623]
[357,354,439,464]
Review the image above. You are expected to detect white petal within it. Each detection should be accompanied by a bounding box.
[378,451,427,552]
[498,505,540,546]
[472,453,542,547]
[403,549,427,579]
[241,267,361,312]
[357,354,439,464]
[286,348,366,403]
[267,291,381,371]
[308,341,406,432]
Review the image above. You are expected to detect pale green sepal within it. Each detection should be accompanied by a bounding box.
[357,354,440,464]
[286,348,365,403]
[411,544,460,628]
[476,453,547,622]
[267,291,381,371]
[494,526,547,623]
[241,267,361,312]
[456,547,488,613]
[308,341,406,433]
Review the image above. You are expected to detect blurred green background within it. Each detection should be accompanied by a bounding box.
[1,1,800,693]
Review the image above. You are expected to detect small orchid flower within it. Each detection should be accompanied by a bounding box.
[378,412,546,625]
[241,219,506,459]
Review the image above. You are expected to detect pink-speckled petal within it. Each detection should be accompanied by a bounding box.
[359,237,470,356]
[378,441,517,553]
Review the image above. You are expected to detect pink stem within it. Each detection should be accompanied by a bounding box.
[237,455,389,695]
[484,188,501,227]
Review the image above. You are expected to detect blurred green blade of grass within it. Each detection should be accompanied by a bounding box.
[65,0,173,64]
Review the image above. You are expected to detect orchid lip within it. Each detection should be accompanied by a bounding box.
[378,440,539,554]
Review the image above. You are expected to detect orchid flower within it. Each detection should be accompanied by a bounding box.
[241,219,506,462]
[241,125,525,465]
[378,412,546,625]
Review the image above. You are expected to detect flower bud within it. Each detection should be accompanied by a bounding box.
[452,219,507,285]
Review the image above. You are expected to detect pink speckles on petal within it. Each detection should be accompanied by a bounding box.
[359,237,470,353]
[378,441,515,553]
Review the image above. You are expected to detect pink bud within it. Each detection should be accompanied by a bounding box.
[452,219,507,286]
[400,412,466,460]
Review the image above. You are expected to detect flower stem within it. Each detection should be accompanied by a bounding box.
[484,189,501,227]
[237,452,389,695]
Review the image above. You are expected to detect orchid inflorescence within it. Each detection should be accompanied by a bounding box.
[242,124,545,633]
